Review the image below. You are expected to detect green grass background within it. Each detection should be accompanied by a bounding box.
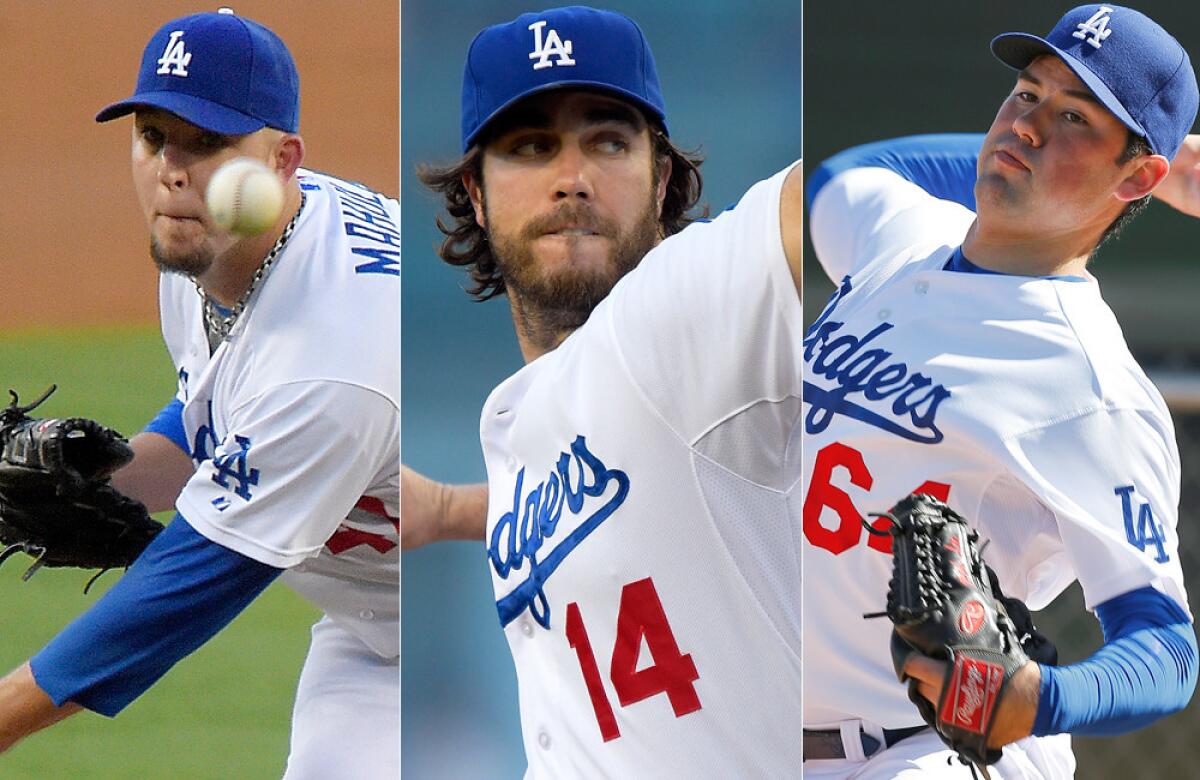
[0,325,321,779]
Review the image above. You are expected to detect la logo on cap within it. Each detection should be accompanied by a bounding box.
[1073,5,1115,49]
[528,20,575,70]
[156,30,191,76]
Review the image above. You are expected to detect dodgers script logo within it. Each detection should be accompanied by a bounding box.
[488,435,629,629]
[528,19,576,70]
[802,276,951,444]
[156,31,192,76]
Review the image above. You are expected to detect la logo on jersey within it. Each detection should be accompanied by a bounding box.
[211,435,260,501]
[156,30,192,76]
[1115,485,1169,563]
[528,20,575,70]
[1073,6,1115,49]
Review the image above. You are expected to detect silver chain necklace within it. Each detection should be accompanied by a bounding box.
[198,192,305,354]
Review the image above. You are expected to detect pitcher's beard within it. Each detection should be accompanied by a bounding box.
[150,235,215,277]
[489,201,661,343]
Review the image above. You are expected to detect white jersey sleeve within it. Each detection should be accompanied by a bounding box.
[176,380,399,568]
[605,163,802,488]
[1001,405,1186,614]
[809,166,974,283]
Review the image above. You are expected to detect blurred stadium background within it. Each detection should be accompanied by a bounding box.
[806,2,1200,776]
[0,2,395,777]
[401,0,800,776]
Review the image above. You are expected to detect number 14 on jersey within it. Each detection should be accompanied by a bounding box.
[566,577,703,742]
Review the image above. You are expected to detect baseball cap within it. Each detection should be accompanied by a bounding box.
[991,4,1198,159]
[461,6,666,152]
[96,9,300,134]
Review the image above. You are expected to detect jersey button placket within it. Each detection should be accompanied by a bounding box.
[521,619,534,638]
[537,730,551,750]
[915,280,930,295]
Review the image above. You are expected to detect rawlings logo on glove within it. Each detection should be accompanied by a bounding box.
[863,493,1057,779]
[943,656,1004,734]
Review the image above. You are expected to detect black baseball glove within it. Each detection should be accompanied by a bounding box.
[0,386,163,590]
[863,493,1056,777]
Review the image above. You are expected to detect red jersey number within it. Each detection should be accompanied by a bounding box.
[566,577,702,742]
[804,441,950,555]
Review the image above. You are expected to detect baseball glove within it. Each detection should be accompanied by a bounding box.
[0,386,163,590]
[863,493,1056,778]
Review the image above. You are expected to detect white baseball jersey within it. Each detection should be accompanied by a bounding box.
[161,169,400,659]
[804,165,1187,737]
[481,166,803,778]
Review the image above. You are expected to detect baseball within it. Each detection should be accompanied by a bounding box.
[205,157,285,237]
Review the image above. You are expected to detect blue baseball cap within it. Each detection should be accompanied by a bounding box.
[991,4,1198,159]
[461,6,667,152]
[96,9,299,134]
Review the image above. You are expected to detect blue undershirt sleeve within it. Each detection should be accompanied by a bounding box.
[29,514,284,716]
[806,133,984,211]
[1032,586,1197,737]
[143,398,189,457]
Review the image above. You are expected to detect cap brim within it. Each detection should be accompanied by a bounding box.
[990,32,1148,145]
[95,91,267,135]
[464,80,669,152]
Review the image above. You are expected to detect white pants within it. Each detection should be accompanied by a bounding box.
[804,727,1075,780]
[281,616,399,780]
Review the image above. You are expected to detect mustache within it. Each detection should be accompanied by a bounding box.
[521,205,615,240]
